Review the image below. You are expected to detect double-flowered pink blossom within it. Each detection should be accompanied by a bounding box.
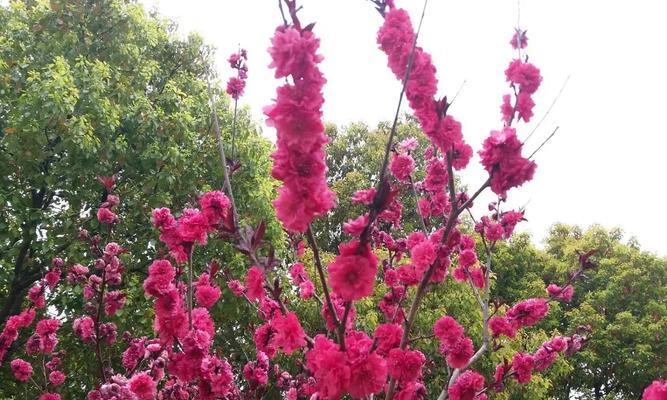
[479,127,536,197]
[266,25,335,232]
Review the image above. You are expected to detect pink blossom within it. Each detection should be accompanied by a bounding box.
[193,307,215,337]
[506,298,549,329]
[352,188,377,205]
[28,283,45,308]
[410,239,436,276]
[195,274,221,308]
[397,264,419,286]
[245,267,265,302]
[377,8,416,77]
[38,394,60,400]
[448,370,487,400]
[104,290,126,316]
[348,353,388,398]
[97,207,117,224]
[469,267,485,289]
[73,316,95,342]
[306,335,350,399]
[176,208,209,245]
[643,380,667,400]
[424,157,448,192]
[49,370,66,386]
[199,191,230,225]
[128,372,157,400]
[390,153,415,182]
[200,355,234,396]
[322,295,356,331]
[452,141,473,170]
[227,279,245,296]
[343,213,370,237]
[505,59,542,95]
[289,262,307,284]
[226,76,246,100]
[398,138,418,152]
[533,346,558,372]
[45,267,61,290]
[396,381,427,400]
[271,312,306,354]
[299,280,315,299]
[433,316,464,347]
[254,323,277,358]
[489,316,516,338]
[67,263,89,284]
[516,92,535,122]
[10,358,32,381]
[546,284,574,302]
[374,323,403,355]
[143,259,175,298]
[445,336,474,368]
[328,240,378,301]
[266,26,335,233]
[479,127,536,196]
[387,348,425,383]
[151,208,176,229]
[458,249,478,268]
[512,353,535,384]
[500,94,514,124]
[500,210,524,237]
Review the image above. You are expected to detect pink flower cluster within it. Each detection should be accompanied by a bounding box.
[448,370,487,400]
[479,127,536,197]
[152,191,230,263]
[253,311,306,359]
[306,332,387,399]
[475,209,525,242]
[377,7,472,167]
[265,24,335,232]
[643,380,667,400]
[489,298,549,338]
[546,283,574,302]
[493,334,584,392]
[289,262,315,299]
[452,235,485,289]
[226,49,248,100]
[434,316,474,369]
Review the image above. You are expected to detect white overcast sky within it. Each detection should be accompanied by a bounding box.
[142,0,667,256]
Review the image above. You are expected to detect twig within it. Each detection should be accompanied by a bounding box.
[206,69,239,229]
[448,79,467,108]
[408,175,428,232]
[523,75,569,144]
[528,126,559,160]
[306,226,341,335]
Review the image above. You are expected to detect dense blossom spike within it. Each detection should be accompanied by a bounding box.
[265,22,336,232]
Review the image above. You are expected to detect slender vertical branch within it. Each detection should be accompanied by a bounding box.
[408,175,428,232]
[523,76,569,145]
[306,226,341,335]
[231,98,238,160]
[206,70,239,229]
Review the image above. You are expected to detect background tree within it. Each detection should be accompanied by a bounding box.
[0,0,280,393]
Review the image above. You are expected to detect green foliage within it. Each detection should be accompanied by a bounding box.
[0,0,279,397]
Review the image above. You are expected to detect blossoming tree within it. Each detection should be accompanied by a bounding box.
[1,0,665,399]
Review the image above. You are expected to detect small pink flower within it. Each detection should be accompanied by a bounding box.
[49,370,66,386]
[96,207,117,224]
[10,358,32,381]
[128,372,157,400]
